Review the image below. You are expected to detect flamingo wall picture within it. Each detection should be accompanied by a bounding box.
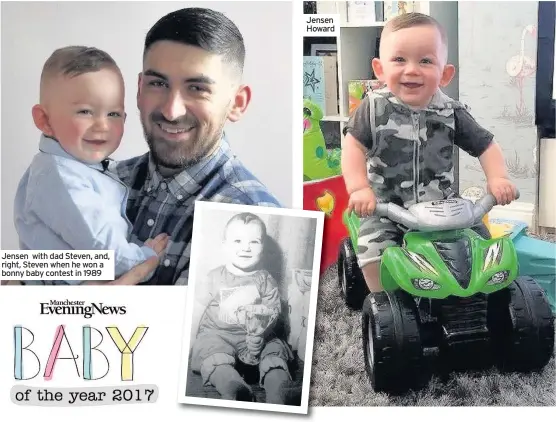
[505,24,537,117]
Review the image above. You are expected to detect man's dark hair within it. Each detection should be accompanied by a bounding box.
[144,7,245,76]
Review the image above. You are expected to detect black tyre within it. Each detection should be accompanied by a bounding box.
[362,291,429,394]
[488,276,555,372]
[338,238,368,310]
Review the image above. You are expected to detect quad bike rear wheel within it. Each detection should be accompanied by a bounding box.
[338,238,368,310]
[362,290,430,394]
[488,276,555,372]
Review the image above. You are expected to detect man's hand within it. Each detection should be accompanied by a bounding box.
[347,186,376,217]
[487,177,517,205]
[245,334,264,357]
[89,233,168,286]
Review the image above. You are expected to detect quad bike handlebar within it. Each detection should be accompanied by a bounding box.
[374,202,418,229]
[373,190,520,232]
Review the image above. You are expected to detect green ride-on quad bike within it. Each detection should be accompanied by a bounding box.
[337,192,555,394]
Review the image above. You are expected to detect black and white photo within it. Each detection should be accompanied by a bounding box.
[178,202,324,414]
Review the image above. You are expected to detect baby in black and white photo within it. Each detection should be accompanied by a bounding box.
[189,212,301,404]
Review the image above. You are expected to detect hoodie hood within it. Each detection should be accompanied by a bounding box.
[371,86,466,113]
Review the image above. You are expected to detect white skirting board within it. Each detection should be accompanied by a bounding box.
[489,201,535,228]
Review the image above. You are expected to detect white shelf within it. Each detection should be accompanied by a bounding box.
[337,26,382,119]
[309,1,438,142]
[322,115,350,123]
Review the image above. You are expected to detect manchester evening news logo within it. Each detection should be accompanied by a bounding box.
[39,300,127,319]
[13,300,146,383]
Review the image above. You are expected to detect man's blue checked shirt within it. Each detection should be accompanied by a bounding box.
[114,137,281,285]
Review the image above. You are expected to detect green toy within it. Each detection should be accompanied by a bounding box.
[303,99,341,181]
[338,193,555,394]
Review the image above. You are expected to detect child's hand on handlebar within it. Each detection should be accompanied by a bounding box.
[347,186,376,217]
[487,177,518,205]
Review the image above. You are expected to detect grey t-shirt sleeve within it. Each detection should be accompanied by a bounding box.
[343,95,373,150]
[454,107,494,157]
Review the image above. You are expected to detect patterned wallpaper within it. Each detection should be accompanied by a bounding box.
[458,1,538,203]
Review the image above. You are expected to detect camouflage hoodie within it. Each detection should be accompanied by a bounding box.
[366,87,466,208]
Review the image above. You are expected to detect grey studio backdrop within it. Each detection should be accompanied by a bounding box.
[0,1,293,249]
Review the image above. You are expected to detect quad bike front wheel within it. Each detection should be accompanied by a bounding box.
[362,290,430,394]
[488,276,555,372]
[338,237,368,310]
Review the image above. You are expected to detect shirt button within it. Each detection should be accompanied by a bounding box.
[177,194,183,200]
[160,182,167,190]
[163,259,170,267]
[147,219,154,227]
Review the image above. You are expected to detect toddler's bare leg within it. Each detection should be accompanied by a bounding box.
[264,368,301,405]
[362,261,382,292]
[259,339,301,405]
[358,215,402,294]
[209,364,253,401]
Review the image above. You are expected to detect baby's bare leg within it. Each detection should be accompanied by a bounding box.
[260,339,301,405]
[362,261,382,292]
[209,364,253,402]
[357,215,403,294]
[192,332,253,402]
[264,368,301,405]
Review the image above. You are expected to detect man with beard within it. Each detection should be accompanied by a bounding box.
[1,7,280,287]
[112,7,281,285]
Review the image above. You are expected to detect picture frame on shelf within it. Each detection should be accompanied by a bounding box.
[303,36,336,55]
[310,43,337,56]
[346,1,384,24]
[303,1,317,14]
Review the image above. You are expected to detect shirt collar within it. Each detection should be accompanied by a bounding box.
[38,134,107,171]
[144,134,231,199]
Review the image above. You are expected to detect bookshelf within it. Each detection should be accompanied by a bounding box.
[335,23,384,126]
[304,1,461,146]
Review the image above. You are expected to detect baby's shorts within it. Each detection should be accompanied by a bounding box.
[356,214,404,268]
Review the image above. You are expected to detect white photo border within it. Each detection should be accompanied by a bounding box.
[177,201,324,415]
